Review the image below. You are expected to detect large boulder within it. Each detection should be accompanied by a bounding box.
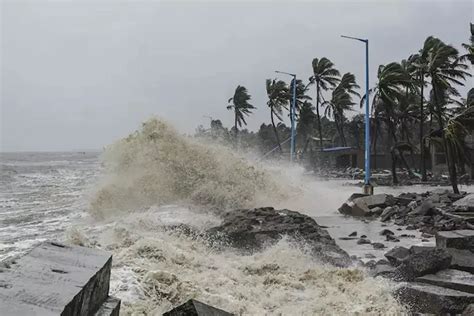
[207,207,351,267]
[394,248,452,281]
[395,282,474,314]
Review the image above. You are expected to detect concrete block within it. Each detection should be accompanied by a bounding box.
[163,299,233,316]
[416,269,474,294]
[94,296,121,316]
[0,241,112,316]
[395,282,474,314]
[436,230,474,251]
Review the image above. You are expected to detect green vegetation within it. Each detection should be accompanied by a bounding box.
[196,24,473,192]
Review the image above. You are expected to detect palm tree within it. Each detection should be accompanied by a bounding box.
[324,73,360,146]
[266,79,290,152]
[227,85,255,137]
[310,57,340,148]
[461,23,474,65]
[361,62,412,183]
[424,37,471,193]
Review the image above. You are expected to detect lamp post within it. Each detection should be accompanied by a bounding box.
[275,70,297,162]
[341,35,373,195]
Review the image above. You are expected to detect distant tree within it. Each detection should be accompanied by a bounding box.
[266,79,290,152]
[227,85,255,137]
[297,101,317,154]
[310,57,340,148]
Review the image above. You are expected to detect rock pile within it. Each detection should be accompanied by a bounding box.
[339,190,474,235]
[207,207,351,267]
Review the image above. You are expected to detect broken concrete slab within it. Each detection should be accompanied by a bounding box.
[463,303,474,315]
[0,241,113,316]
[436,230,474,251]
[394,282,474,314]
[446,248,474,273]
[454,194,474,211]
[416,269,474,294]
[394,248,452,281]
[163,299,233,316]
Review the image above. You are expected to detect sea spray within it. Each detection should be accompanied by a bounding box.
[90,118,284,218]
[83,117,405,314]
[70,208,405,315]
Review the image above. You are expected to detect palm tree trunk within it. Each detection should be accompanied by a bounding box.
[420,73,427,181]
[372,119,378,169]
[315,82,323,150]
[433,85,459,194]
[270,110,283,153]
[234,111,238,141]
[391,148,399,185]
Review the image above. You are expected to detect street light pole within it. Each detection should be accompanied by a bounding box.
[275,70,297,162]
[341,35,373,194]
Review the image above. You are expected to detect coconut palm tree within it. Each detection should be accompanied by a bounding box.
[324,73,360,146]
[266,79,290,152]
[461,23,474,65]
[423,37,471,193]
[310,57,340,148]
[227,85,255,137]
[361,62,412,183]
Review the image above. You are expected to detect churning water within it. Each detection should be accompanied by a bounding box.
[1,119,409,315]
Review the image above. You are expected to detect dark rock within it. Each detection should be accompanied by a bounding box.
[163,299,233,316]
[381,206,397,222]
[360,234,367,238]
[410,200,435,216]
[349,231,357,237]
[386,235,400,242]
[357,238,371,245]
[372,242,385,249]
[368,206,383,216]
[421,232,434,238]
[395,282,474,314]
[380,229,394,236]
[463,303,474,315]
[377,259,390,265]
[436,230,474,251]
[206,207,351,267]
[394,248,452,281]
[370,264,396,278]
[406,225,416,230]
[422,239,430,242]
[338,237,358,241]
[364,260,377,268]
[365,253,376,259]
[416,269,474,294]
[385,246,410,266]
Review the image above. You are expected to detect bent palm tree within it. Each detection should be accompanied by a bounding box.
[266,79,290,152]
[324,73,360,146]
[227,85,255,137]
[310,57,340,148]
[424,37,471,193]
[461,23,474,65]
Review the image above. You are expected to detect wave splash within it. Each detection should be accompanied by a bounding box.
[90,118,283,218]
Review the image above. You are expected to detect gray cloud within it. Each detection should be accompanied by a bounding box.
[1,0,472,151]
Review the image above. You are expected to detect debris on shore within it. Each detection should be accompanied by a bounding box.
[339,190,474,314]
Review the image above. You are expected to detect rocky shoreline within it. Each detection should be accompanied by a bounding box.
[337,190,474,314]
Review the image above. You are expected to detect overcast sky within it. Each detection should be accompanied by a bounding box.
[1,0,472,151]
